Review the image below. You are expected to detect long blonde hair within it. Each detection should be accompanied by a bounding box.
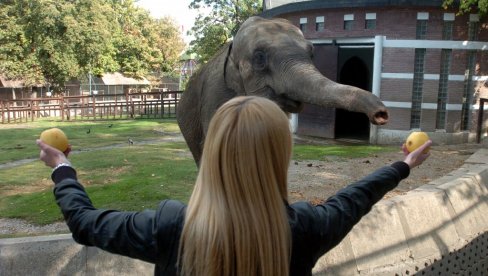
[178,96,292,276]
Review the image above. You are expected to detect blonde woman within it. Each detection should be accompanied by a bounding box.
[38,96,431,276]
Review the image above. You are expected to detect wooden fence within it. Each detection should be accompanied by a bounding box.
[0,91,182,124]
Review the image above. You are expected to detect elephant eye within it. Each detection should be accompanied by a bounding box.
[252,50,268,71]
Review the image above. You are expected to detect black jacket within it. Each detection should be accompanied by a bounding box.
[52,162,409,275]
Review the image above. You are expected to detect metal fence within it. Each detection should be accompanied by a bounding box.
[0,91,182,124]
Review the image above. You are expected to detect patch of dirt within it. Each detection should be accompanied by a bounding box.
[288,138,483,204]
[1,178,52,197]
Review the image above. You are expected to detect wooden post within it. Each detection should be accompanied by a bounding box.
[59,96,65,121]
[7,101,10,123]
[114,94,117,119]
[92,95,96,120]
[30,100,34,122]
[0,101,5,124]
[174,92,178,118]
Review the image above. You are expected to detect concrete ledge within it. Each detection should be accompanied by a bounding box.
[0,234,154,276]
[0,150,487,275]
[313,148,488,275]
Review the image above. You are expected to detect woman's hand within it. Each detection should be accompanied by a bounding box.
[401,140,432,169]
[37,139,72,168]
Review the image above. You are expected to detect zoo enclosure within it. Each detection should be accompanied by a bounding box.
[0,91,182,124]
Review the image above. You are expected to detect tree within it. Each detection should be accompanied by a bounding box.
[110,6,184,79]
[0,0,185,90]
[443,0,488,17]
[0,0,120,89]
[188,0,262,63]
[152,17,186,75]
[0,0,47,86]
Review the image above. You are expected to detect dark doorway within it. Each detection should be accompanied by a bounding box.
[335,48,373,140]
[297,45,339,139]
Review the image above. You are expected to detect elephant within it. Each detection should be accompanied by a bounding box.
[177,16,389,165]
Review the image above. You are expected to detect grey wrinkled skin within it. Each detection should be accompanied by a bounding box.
[177,16,389,165]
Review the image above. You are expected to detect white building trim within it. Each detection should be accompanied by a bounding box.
[383,39,488,50]
[475,76,488,81]
[344,14,354,21]
[335,37,376,44]
[470,14,480,22]
[443,13,455,21]
[383,101,478,111]
[417,12,429,20]
[310,37,487,50]
[310,39,335,44]
[381,73,413,79]
[381,73,485,82]
[366,13,377,20]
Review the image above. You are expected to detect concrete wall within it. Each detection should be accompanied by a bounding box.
[0,234,154,275]
[313,148,488,275]
[0,149,487,275]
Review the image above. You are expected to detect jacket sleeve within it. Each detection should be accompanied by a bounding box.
[289,161,410,263]
[51,166,160,263]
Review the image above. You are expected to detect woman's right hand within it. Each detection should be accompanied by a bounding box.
[401,140,432,169]
[37,139,71,168]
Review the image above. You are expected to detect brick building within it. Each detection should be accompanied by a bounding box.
[262,0,488,144]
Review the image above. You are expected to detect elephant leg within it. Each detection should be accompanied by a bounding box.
[177,112,204,166]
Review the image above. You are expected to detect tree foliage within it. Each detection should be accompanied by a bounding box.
[0,0,185,91]
[188,0,262,63]
[443,0,488,17]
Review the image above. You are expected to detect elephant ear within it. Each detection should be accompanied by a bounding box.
[224,42,246,94]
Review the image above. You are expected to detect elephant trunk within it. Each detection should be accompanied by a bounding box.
[282,63,389,125]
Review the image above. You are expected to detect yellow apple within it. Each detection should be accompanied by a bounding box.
[405,131,430,154]
[40,128,69,152]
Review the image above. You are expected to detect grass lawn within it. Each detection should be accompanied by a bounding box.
[0,118,180,163]
[0,118,396,228]
[293,143,396,161]
[0,118,196,225]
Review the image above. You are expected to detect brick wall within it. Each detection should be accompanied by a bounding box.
[424,49,442,75]
[380,108,411,130]
[274,4,487,138]
[278,7,483,41]
[448,82,465,104]
[382,48,415,73]
[380,80,413,102]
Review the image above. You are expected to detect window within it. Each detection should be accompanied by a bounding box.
[410,13,429,129]
[435,13,455,129]
[461,52,476,131]
[468,14,479,40]
[316,16,325,31]
[442,21,454,40]
[416,12,428,39]
[416,20,427,39]
[344,14,354,30]
[461,14,480,130]
[435,49,452,130]
[410,48,426,129]
[365,13,376,29]
[300,17,307,32]
[442,13,454,40]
